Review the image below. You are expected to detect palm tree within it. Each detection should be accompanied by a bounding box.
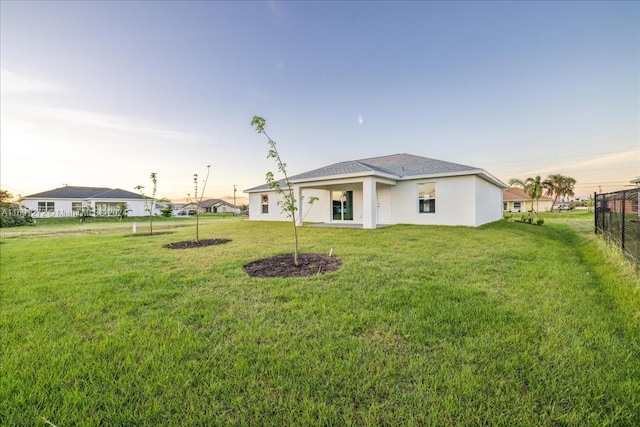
[509,175,544,213]
[543,174,576,211]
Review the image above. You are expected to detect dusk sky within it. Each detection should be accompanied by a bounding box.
[1,1,638,202]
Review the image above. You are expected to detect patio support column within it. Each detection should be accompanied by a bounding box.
[296,187,303,226]
[362,177,377,229]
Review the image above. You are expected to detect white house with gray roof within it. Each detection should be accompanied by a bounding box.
[245,153,507,229]
[21,186,149,217]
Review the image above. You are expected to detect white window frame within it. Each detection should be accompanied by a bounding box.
[38,201,55,212]
[418,183,436,214]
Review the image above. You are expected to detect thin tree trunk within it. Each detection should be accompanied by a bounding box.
[290,187,299,266]
[195,213,199,243]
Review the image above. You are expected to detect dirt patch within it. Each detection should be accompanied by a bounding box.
[163,238,231,249]
[127,231,175,237]
[243,253,342,278]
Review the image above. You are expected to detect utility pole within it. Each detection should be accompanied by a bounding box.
[233,184,237,216]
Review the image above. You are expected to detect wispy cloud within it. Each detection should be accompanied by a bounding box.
[357,114,364,126]
[0,69,60,93]
[34,107,203,143]
[522,150,639,176]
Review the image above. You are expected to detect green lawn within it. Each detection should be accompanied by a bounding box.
[1,217,638,426]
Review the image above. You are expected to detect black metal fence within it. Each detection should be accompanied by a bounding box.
[595,189,640,265]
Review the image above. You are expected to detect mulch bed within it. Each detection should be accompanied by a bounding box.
[163,238,231,249]
[243,253,342,278]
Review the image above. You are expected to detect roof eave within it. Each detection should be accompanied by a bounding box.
[401,169,508,188]
[291,170,399,184]
[244,171,400,193]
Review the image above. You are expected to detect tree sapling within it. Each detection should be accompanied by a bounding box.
[251,116,317,266]
[135,172,158,235]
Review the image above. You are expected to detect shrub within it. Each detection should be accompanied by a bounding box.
[0,210,34,228]
[160,203,173,218]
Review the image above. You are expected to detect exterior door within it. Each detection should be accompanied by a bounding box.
[377,188,391,223]
[331,190,353,221]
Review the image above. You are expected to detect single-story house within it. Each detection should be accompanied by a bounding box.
[153,201,173,216]
[604,177,639,215]
[21,186,148,217]
[201,199,239,214]
[180,199,239,214]
[503,187,553,212]
[245,153,507,229]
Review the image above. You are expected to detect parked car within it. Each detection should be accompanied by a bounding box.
[556,204,572,211]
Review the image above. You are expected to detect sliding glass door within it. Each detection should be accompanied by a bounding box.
[331,190,353,221]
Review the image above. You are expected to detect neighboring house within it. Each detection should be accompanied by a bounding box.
[180,199,238,214]
[245,153,507,229]
[606,177,639,215]
[503,187,553,212]
[200,199,239,214]
[21,186,148,217]
[633,178,640,216]
[154,201,172,216]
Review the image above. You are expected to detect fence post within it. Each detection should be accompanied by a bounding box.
[594,192,598,234]
[621,190,625,252]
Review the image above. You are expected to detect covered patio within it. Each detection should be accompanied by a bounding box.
[297,176,397,229]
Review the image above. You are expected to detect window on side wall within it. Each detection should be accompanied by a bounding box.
[38,201,55,212]
[261,194,269,214]
[72,202,83,213]
[418,183,436,213]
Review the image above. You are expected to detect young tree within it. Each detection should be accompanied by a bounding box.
[251,116,317,266]
[135,172,158,234]
[509,176,544,223]
[543,174,576,211]
[78,206,93,223]
[586,195,594,213]
[117,203,129,221]
[160,202,173,218]
[189,165,211,243]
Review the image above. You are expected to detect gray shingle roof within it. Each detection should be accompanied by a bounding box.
[200,199,238,208]
[290,153,475,181]
[245,153,481,192]
[24,186,145,200]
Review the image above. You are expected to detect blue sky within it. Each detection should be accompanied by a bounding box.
[1,1,638,201]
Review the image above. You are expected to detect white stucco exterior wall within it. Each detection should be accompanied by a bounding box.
[21,198,147,217]
[390,176,477,226]
[298,189,330,223]
[474,177,504,226]
[250,188,346,224]
[248,174,504,227]
[248,190,286,221]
